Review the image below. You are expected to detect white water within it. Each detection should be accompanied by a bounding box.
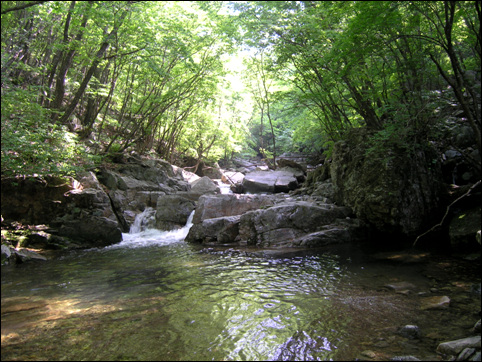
[107,209,195,250]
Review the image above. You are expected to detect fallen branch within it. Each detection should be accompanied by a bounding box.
[412,180,481,248]
[222,172,236,186]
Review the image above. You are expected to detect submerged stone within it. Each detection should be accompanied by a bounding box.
[436,336,481,355]
[420,295,450,310]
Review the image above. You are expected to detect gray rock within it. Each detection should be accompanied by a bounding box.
[1,244,12,259]
[390,357,421,361]
[190,176,220,195]
[384,282,417,292]
[470,352,481,361]
[457,348,477,361]
[242,169,303,194]
[436,336,481,355]
[193,194,275,224]
[13,248,47,262]
[58,216,122,247]
[156,195,196,230]
[222,171,245,185]
[473,319,481,333]
[186,215,241,244]
[237,201,354,247]
[420,295,451,310]
[398,325,421,339]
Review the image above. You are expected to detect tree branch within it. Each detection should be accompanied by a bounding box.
[412,180,481,248]
[1,1,47,15]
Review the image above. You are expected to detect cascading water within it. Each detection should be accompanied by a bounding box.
[110,209,195,249]
[129,207,157,233]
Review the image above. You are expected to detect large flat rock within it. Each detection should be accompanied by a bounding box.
[192,194,275,224]
[242,168,304,194]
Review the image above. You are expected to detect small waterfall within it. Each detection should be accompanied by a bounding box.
[185,209,195,229]
[111,209,196,249]
[129,207,156,233]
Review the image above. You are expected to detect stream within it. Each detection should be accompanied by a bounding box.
[1,212,480,361]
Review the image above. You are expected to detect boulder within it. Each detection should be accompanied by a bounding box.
[237,201,355,247]
[0,175,124,247]
[277,158,307,172]
[436,336,481,356]
[331,127,444,237]
[202,163,224,179]
[189,176,220,195]
[242,168,304,194]
[222,171,245,185]
[185,215,241,244]
[57,215,122,248]
[192,194,276,224]
[156,195,196,230]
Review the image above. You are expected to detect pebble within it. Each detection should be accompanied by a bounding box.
[385,281,417,291]
[361,350,377,358]
[420,295,451,310]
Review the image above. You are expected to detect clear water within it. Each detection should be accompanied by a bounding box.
[2,214,480,361]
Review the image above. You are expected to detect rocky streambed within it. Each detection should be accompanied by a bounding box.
[1,151,480,360]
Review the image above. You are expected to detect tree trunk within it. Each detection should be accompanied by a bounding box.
[58,10,128,125]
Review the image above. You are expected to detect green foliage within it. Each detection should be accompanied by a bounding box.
[1,0,479,177]
[1,80,98,177]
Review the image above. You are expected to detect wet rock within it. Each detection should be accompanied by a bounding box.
[156,195,196,230]
[436,336,481,356]
[420,295,451,310]
[97,156,189,227]
[186,215,241,244]
[390,357,421,361]
[470,352,481,361]
[361,350,377,358]
[13,248,47,263]
[1,244,14,265]
[457,348,477,361]
[398,325,421,339]
[384,282,417,292]
[187,194,363,248]
[58,215,122,248]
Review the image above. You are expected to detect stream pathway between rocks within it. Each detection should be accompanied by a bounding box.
[1,211,480,361]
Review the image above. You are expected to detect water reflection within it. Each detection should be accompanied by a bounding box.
[2,234,355,361]
[3,227,479,361]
